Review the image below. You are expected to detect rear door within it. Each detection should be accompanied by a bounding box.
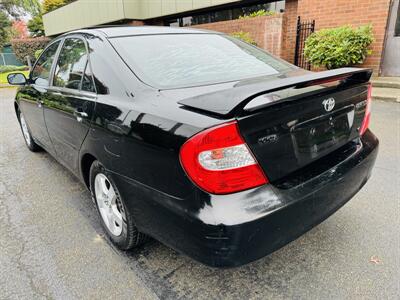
[18,40,61,152]
[43,36,96,173]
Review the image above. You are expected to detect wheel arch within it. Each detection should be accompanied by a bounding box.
[81,152,97,189]
[14,101,20,119]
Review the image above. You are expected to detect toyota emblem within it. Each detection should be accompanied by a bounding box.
[322,98,335,112]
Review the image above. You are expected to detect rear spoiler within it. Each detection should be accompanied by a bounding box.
[178,68,372,117]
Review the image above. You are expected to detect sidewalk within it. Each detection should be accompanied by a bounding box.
[371,77,400,102]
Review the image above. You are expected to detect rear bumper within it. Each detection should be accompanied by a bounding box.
[114,130,378,268]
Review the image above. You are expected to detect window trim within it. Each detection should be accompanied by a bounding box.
[51,35,96,94]
[80,58,97,94]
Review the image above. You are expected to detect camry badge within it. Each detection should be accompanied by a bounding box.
[322,97,335,112]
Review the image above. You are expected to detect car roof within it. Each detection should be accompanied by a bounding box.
[68,25,218,38]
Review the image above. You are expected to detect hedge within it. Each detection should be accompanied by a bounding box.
[0,65,29,73]
[230,31,257,46]
[239,9,275,19]
[304,25,374,69]
[11,37,51,64]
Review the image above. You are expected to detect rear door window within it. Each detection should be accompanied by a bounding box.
[81,61,95,93]
[53,38,87,90]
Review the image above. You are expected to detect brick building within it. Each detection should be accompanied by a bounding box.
[43,0,400,76]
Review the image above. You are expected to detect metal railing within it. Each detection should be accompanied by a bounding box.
[0,53,22,66]
[294,16,315,70]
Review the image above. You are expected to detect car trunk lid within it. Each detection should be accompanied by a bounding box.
[178,68,372,182]
[237,84,369,181]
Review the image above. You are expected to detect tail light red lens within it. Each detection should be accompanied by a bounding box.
[179,121,268,194]
[359,83,372,136]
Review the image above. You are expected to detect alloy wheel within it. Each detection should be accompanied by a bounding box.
[94,173,125,236]
[20,114,31,146]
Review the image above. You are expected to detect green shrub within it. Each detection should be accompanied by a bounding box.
[34,49,44,59]
[0,65,29,73]
[11,37,50,64]
[304,25,374,69]
[239,10,275,19]
[230,31,257,46]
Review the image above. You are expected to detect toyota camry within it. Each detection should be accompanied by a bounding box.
[7,26,378,267]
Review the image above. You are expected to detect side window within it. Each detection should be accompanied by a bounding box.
[81,61,95,93]
[31,41,60,86]
[53,38,87,90]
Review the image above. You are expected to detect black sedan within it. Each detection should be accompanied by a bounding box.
[8,26,378,268]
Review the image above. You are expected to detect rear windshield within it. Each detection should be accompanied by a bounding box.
[110,33,293,89]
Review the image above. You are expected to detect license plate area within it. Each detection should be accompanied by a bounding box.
[291,105,354,162]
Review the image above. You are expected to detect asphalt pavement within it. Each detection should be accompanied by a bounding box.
[0,88,399,299]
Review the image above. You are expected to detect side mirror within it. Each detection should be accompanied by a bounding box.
[7,73,27,85]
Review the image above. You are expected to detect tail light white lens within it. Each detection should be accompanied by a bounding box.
[360,83,372,136]
[198,144,257,170]
[180,121,268,195]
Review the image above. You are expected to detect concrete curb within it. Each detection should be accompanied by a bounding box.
[373,96,400,103]
[0,84,17,89]
[372,87,400,103]
[372,81,400,89]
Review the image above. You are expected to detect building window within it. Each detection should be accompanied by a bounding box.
[165,0,285,27]
[395,3,400,36]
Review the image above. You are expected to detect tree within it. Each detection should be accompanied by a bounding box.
[0,11,11,50]
[0,0,41,19]
[12,20,29,39]
[42,0,66,14]
[27,14,45,37]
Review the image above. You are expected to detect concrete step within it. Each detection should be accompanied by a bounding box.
[372,87,400,103]
[371,77,400,89]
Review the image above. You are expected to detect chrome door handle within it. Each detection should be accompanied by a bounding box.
[74,111,88,118]
[74,110,88,122]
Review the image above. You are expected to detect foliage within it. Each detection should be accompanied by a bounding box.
[42,0,66,13]
[28,14,45,37]
[0,10,12,51]
[12,20,29,39]
[11,37,50,64]
[0,0,41,18]
[0,70,30,84]
[0,65,29,73]
[230,31,257,46]
[304,25,374,69]
[34,49,44,59]
[239,10,275,19]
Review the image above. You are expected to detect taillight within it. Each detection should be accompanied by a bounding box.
[180,121,268,195]
[359,83,372,135]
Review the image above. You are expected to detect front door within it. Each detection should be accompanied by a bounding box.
[43,36,96,173]
[18,40,61,152]
[381,0,400,76]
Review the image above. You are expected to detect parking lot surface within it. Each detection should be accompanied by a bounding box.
[1,88,399,299]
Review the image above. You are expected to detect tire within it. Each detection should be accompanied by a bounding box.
[89,160,147,250]
[18,109,41,152]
